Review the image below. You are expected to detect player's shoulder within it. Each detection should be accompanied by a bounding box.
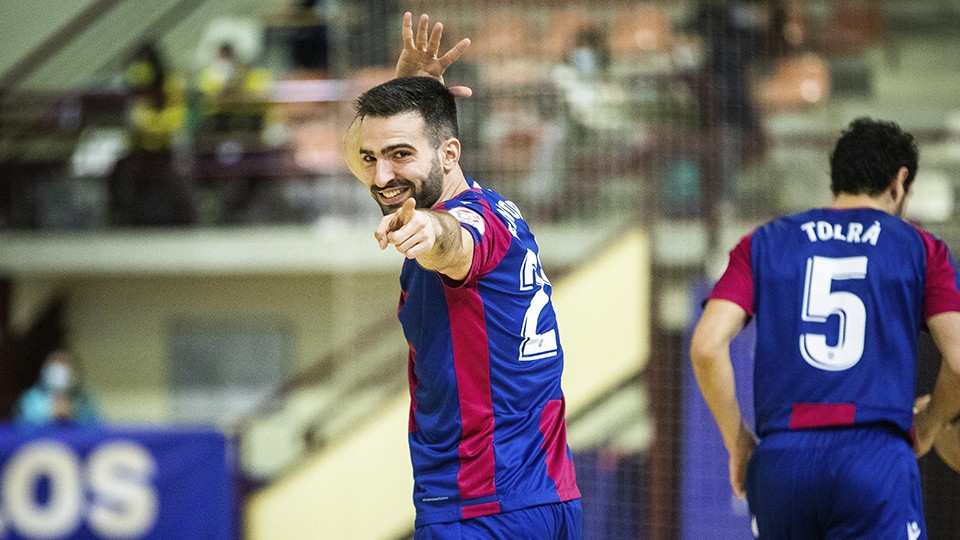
[906,220,942,241]
[444,180,494,207]
[758,207,921,236]
[447,182,526,221]
[442,183,489,215]
[439,182,506,236]
[752,209,814,238]
[906,221,955,260]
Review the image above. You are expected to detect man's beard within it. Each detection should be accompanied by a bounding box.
[374,157,445,216]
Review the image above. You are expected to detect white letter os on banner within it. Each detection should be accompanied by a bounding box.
[0,439,159,538]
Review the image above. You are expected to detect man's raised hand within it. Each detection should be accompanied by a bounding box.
[375,198,438,260]
[395,12,472,98]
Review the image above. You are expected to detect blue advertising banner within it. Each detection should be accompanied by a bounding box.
[0,425,234,540]
[679,281,756,539]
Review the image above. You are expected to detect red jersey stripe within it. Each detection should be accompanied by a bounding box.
[914,226,960,319]
[540,398,581,499]
[446,283,497,500]
[462,501,500,519]
[709,232,755,315]
[407,342,418,433]
[789,402,856,429]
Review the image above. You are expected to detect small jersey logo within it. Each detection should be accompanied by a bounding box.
[448,207,485,235]
[907,521,922,540]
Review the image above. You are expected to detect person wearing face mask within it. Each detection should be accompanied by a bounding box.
[550,25,618,133]
[15,349,100,425]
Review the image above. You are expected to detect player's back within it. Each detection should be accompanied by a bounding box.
[750,207,928,437]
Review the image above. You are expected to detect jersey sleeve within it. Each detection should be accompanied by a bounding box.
[441,201,511,287]
[916,227,960,319]
[708,233,755,315]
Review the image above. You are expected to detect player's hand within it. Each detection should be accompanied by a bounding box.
[396,12,472,98]
[375,198,438,259]
[728,421,757,500]
[913,394,942,458]
[934,420,960,473]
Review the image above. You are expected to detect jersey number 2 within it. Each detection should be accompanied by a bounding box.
[519,249,558,361]
[799,255,867,371]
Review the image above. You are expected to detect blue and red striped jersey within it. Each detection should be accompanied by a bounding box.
[710,207,960,438]
[398,181,580,526]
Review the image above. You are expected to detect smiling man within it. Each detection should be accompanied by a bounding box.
[354,81,474,281]
[347,64,582,540]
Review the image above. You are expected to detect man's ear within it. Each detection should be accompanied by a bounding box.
[891,166,910,200]
[439,138,461,172]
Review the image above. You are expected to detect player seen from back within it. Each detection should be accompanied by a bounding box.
[691,117,960,539]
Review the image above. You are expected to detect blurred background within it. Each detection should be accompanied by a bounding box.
[1,0,959,538]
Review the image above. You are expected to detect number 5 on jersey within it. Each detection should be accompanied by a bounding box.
[800,255,868,371]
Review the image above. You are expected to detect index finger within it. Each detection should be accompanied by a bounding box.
[396,197,417,225]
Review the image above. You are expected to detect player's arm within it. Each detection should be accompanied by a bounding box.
[396,12,472,97]
[375,198,474,280]
[690,299,755,498]
[933,419,960,472]
[914,311,960,457]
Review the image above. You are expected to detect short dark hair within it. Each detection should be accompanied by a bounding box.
[354,76,458,147]
[829,117,918,197]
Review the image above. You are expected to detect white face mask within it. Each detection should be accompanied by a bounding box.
[42,363,73,391]
[570,47,599,77]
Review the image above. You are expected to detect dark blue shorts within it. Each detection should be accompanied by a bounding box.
[747,426,925,540]
[414,499,582,540]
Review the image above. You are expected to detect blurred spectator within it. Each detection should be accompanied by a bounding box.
[109,42,196,226]
[193,34,277,224]
[288,0,328,72]
[123,43,188,153]
[15,349,100,425]
[518,26,627,217]
[768,0,807,57]
[264,0,329,77]
[343,0,399,68]
[551,26,623,132]
[196,41,273,136]
[692,0,770,208]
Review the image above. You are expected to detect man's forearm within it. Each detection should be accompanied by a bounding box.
[416,210,472,279]
[925,313,960,428]
[691,301,751,453]
[693,352,747,452]
[927,360,960,426]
